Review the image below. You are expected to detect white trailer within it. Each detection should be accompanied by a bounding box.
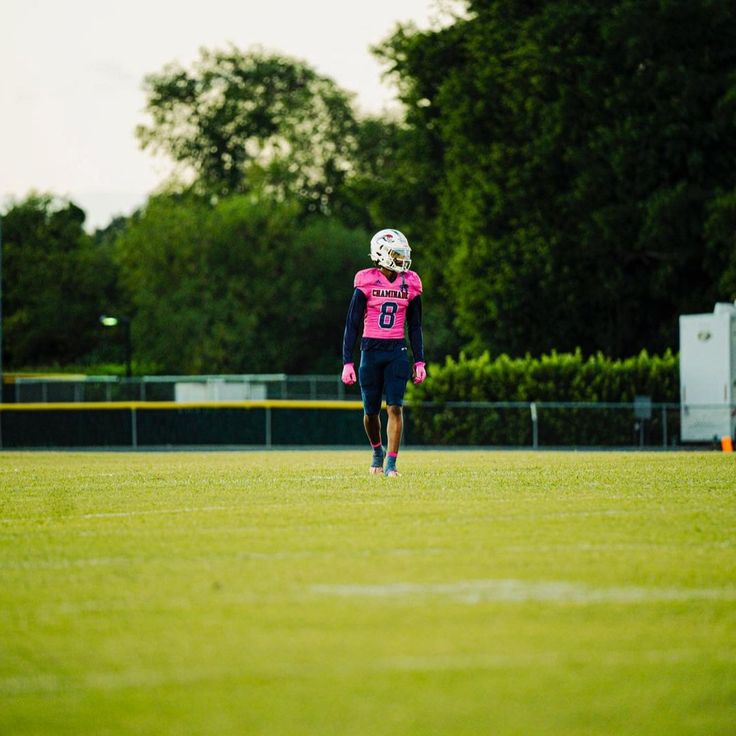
[679,302,736,442]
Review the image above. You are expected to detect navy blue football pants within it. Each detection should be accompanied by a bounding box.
[358,348,411,415]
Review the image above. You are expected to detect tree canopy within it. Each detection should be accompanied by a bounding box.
[380,0,736,357]
[114,193,368,374]
[1,195,119,367]
[5,5,736,375]
[136,47,365,215]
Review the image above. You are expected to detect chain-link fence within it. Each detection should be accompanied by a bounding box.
[7,374,361,403]
[2,375,732,449]
[403,401,685,448]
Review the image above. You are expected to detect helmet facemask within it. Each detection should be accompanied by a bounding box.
[384,245,411,272]
[370,229,412,273]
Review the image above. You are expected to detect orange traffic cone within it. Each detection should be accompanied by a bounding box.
[721,436,733,453]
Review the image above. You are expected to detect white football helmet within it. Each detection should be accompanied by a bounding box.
[370,229,412,272]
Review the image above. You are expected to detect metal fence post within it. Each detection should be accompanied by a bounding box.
[131,407,138,448]
[662,405,668,448]
[265,407,272,448]
[530,401,538,449]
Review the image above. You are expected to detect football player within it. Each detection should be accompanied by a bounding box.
[341,229,426,476]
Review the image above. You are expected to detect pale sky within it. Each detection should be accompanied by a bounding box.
[1,0,447,230]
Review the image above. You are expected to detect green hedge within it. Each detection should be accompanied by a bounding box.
[406,350,679,446]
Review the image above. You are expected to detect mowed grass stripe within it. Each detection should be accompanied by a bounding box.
[0,450,734,736]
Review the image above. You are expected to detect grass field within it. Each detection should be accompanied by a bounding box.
[1,449,734,735]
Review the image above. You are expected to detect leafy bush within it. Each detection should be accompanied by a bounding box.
[406,350,679,446]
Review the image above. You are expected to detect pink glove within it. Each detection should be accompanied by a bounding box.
[413,361,427,384]
[341,363,357,385]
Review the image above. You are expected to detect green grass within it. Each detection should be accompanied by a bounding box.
[0,450,734,735]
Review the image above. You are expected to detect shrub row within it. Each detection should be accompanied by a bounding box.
[405,350,679,446]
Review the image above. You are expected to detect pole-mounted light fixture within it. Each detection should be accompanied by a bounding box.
[99,314,132,378]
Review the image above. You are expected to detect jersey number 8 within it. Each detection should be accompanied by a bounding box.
[379,302,398,329]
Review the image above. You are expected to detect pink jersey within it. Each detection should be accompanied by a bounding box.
[354,268,423,339]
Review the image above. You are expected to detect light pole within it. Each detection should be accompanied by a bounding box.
[99,314,132,378]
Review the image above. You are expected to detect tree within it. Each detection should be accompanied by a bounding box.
[114,193,368,374]
[379,0,736,358]
[136,47,361,214]
[1,194,118,368]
